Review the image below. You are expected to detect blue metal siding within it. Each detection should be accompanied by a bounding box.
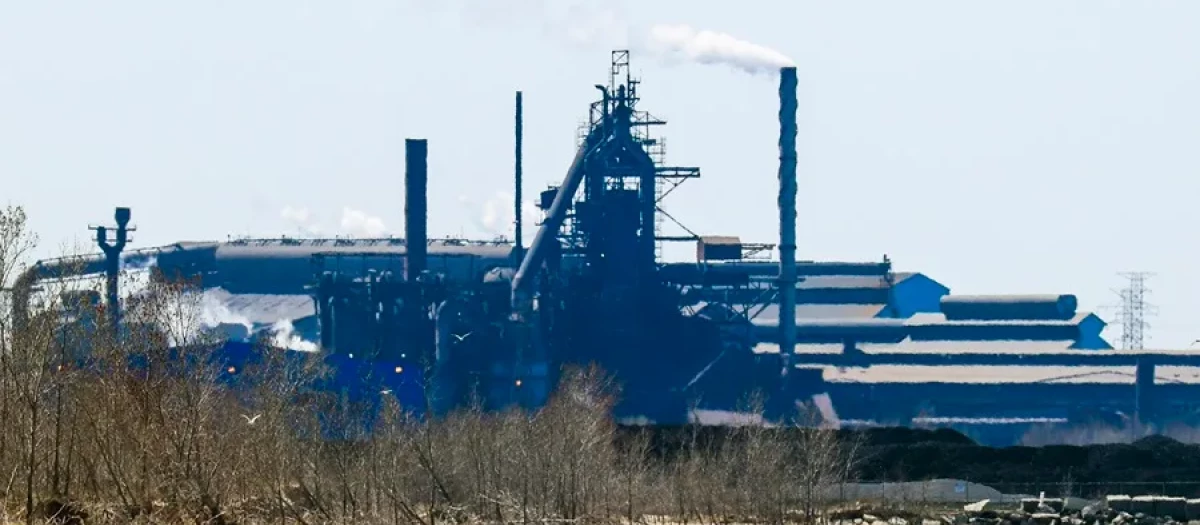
[888,273,949,318]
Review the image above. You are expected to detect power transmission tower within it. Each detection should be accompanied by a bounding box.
[1105,272,1157,350]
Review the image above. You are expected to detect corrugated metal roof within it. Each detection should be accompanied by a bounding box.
[906,311,1093,326]
[812,365,1200,385]
[942,294,1073,304]
[754,339,1083,355]
[754,303,887,321]
[753,343,843,354]
[798,275,890,290]
[859,339,1078,354]
[202,288,315,324]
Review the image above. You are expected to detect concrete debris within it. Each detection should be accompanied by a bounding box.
[942,494,1200,525]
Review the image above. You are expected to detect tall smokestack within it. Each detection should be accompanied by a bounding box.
[778,67,798,374]
[405,139,428,281]
[514,91,524,260]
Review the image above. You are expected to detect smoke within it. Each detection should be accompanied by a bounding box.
[458,191,540,240]
[198,291,254,337]
[270,319,319,352]
[643,23,795,75]
[118,254,158,301]
[120,254,158,271]
[339,207,389,238]
[278,206,392,238]
[280,206,323,236]
[428,0,793,77]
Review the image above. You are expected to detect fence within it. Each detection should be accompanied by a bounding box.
[827,480,1200,506]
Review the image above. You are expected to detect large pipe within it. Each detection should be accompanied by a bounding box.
[10,255,106,329]
[778,67,799,370]
[96,207,131,332]
[514,91,524,261]
[431,299,463,415]
[511,140,594,315]
[404,139,428,281]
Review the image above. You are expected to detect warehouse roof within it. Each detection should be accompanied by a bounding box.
[801,364,1200,385]
[755,339,1105,355]
[200,288,315,325]
[752,303,889,321]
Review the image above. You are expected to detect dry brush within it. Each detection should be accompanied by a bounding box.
[0,205,858,524]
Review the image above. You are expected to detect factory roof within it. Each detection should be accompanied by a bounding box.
[798,275,890,289]
[201,288,315,325]
[755,339,1162,355]
[801,364,1200,385]
[751,303,889,321]
[905,311,1095,326]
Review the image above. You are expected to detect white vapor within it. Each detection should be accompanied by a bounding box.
[270,319,319,352]
[278,206,392,238]
[424,0,793,77]
[280,206,323,236]
[118,254,158,301]
[458,191,540,240]
[339,207,388,238]
[198,291,254,337]
[644,24,795,75]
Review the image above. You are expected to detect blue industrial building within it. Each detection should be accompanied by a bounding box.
[13,51,1200,446]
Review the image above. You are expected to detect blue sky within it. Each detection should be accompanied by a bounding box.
[2,1,1198,347]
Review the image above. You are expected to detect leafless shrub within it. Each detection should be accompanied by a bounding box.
[1,206,860,524]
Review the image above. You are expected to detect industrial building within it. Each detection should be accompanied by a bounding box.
[14,51,1200,446]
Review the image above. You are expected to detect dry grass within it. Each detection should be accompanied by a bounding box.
[0,205,858,525]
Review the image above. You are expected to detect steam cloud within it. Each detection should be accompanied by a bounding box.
[339,207,388,238]
[270,319,319,352]
[458,191,540,240]
[427,0,794,77]
[280,206,323,236]
[199,291,254,337]
[643,24,795,75]
[278,206,391,238]
[119,254,158,300]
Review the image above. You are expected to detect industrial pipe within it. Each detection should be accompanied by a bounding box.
[511,139,595,316]
[777,67,799,367]
[940,294,1078,321]
[95,206,131,332]
[431,299,464,415]
[405,139,428,282]
[10,255,106,329]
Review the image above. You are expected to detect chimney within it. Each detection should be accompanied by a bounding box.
[514,91,524,261]
[777,67,798,370]
[405,139,428,281]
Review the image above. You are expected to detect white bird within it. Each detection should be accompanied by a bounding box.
[452,332,473,342]
[242,414,262,425]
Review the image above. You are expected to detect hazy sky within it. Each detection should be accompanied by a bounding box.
[2,1,1198,347]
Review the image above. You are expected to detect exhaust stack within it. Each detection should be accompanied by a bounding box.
[514,91,524,261]
[405,139,428,281]
[778,67,798,372]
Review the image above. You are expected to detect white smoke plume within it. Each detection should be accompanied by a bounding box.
[270,319,319,352]
[280,206,323,236]
[118,254,158,301]
[198,291,254,337]
[339,207,389,238]
[278,206,392,238]
[419,0,793,76]
[643,23,795,75]
[433,0,793,76]
[458,191,540,240]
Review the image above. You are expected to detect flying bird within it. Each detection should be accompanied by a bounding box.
[242,414,262,425]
